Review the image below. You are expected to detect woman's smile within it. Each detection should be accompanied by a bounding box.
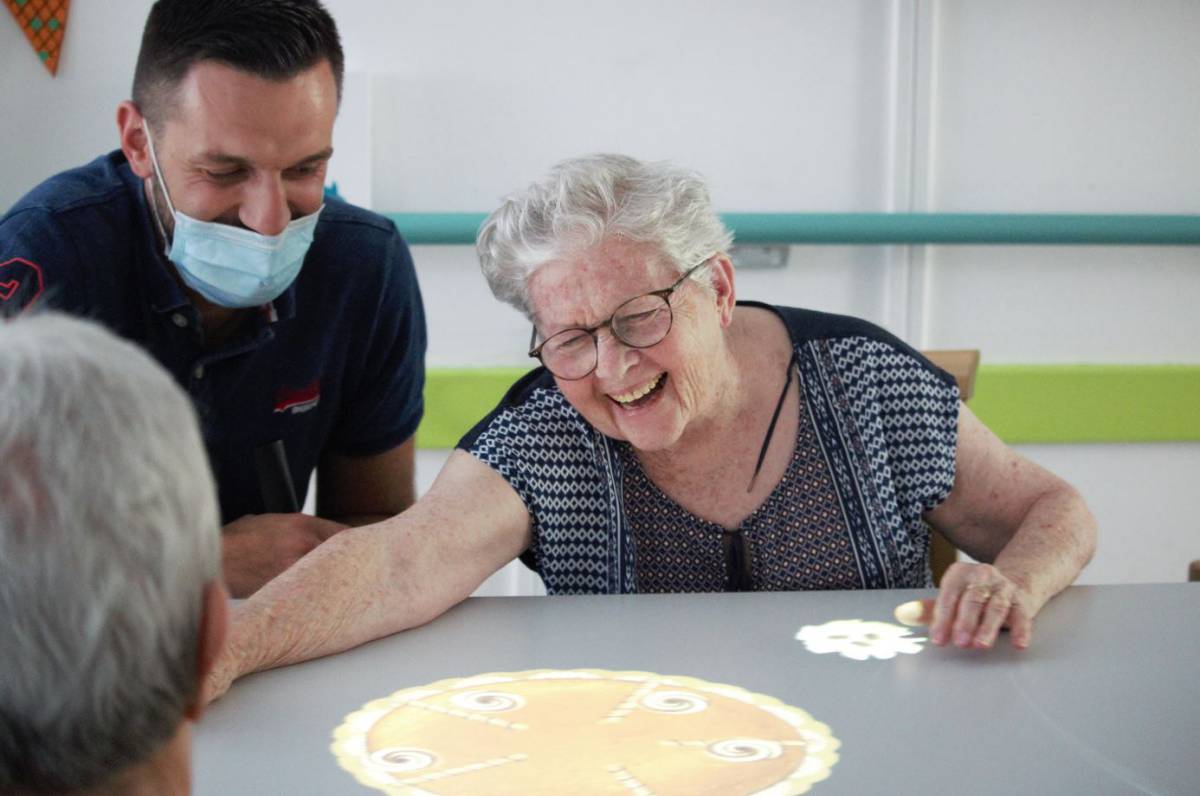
[608,372,667,408]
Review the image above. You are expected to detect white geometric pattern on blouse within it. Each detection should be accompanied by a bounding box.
[464,308,958,595]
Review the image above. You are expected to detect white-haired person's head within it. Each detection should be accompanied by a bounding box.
[0,313,226,795]
[476,153,734,317]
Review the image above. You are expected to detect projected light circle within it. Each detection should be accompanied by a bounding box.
[331,669,840,795]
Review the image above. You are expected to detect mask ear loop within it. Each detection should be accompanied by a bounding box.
[143,127,179,218]
[747,349,799,493]
[142,127,179,256]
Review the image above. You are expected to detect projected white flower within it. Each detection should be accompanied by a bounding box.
[795,619,926,661]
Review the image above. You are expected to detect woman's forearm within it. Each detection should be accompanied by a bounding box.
[207,453,532,701]
[210,518,451,699]
[992,483,1097,612]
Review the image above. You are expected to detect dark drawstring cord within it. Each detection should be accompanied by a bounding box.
[747,350,799,494]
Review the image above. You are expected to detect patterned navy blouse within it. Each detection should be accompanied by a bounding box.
[459,303,960,595]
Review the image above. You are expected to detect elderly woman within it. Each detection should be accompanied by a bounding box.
[213,155,1095,694]
[465,153,1094,634]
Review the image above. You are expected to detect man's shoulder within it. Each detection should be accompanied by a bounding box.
[0,152,143,313]
[300,198,419,312]
[306,198,413,280]
[4,151,135,220]
[314,197,402,240]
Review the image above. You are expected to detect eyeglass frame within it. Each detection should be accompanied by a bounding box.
[527,258,713,380]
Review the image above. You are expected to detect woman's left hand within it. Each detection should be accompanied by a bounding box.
[928,562,1034,649]
[912,404,1096,650]
[898,562,1038,649]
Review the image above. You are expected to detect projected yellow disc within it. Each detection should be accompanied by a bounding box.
[331,669,839,795]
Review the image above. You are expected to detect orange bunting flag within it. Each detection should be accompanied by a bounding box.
[6,0,70,76]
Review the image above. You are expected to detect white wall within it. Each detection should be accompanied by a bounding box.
[4,1,1197,585]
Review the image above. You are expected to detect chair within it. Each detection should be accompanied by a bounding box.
[921,349,981,586]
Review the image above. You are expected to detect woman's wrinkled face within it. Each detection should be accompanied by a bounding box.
[527,238,731,453]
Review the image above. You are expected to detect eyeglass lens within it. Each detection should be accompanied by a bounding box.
[539,293,673,379]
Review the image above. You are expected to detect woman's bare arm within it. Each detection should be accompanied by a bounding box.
[921,404,1097,649]
[205,451,531,700]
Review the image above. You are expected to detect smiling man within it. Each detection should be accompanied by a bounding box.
[0,0,427,597]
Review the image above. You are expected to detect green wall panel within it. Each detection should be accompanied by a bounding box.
[417,367,532,449]
[968,365,1200,444]
[417,365,1200,449]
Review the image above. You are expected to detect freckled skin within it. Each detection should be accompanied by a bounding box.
[209,227,1097,697]
[529,237,1097,654]
[527,239,739,455]
[527,238,804,531]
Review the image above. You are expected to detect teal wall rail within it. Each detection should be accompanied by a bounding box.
[386,212,1200,246]
[387,213,488,245]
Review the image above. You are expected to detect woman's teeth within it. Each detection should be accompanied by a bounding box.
[611,373,664,404]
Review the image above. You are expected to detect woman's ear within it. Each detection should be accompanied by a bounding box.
[708,255,737,327]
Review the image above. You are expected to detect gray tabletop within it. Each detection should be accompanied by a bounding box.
[194,584,1200,795]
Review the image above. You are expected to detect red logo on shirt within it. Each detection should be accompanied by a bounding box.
[0,258,46,310]
[274,379,321,415]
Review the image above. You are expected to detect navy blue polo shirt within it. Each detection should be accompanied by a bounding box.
[0,151,426,524]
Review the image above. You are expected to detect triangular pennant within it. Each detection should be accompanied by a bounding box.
[5,0,70,76]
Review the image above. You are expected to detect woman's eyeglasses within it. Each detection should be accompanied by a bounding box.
[528,260,710,380]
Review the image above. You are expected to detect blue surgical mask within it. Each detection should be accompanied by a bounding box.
[145,131,322,309]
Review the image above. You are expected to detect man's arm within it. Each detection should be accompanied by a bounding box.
[922,404,1097,649]
[220,435,419,597]
[217,215,429,593]
[318,436,417,525]
[220,513,346,598]
[0,209,87,316]
[206,450,531,701]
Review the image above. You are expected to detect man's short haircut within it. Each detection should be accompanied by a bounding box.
[132,0,344,127]
[0,313,220,792]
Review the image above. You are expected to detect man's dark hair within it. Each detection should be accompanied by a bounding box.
[132,0,344,126]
